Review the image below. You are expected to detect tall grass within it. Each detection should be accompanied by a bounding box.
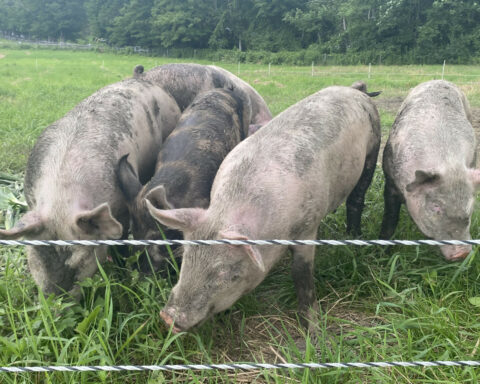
[1,47,480,383]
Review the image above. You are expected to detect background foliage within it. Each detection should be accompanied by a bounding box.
[1,0,480,64]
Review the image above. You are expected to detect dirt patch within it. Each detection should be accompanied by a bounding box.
[374,96,403,115]
[0,54,5,59]
[25,51,32,56]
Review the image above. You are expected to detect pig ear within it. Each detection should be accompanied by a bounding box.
[117,154,143,202]
[144,185,175,210]
[406,170,440,192]
[469,169,480,189]
[219,230,265,272]
[75,203,123,239]
[146,200,206,232]
[0,211,45,239]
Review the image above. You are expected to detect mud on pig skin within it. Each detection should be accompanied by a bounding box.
[150,83,381,333]
[117,88,251,271]
[0,77,181,296]
[380,80,479,261]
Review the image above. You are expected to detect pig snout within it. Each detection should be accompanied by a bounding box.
[160,308,184,334]
[440,244,472,261]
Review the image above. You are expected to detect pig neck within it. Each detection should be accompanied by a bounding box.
[206,204,264,239]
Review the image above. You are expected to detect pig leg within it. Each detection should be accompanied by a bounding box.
[346,145,379,235]
[379,176,402,239]
[290,244,319,332]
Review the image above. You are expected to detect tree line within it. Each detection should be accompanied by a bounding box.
[1,0,479,64]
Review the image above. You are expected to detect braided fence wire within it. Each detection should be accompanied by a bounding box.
[1,360,480,373]
[0,239,479,247]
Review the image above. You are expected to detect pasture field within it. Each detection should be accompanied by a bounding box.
[1,47,480,383]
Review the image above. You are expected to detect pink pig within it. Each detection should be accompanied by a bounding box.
[381,80,479,260]
[148,83,381,333]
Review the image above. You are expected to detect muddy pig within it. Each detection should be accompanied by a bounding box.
[117,88,251,270]
[0,77,181,296]
[146,84,381,333]
[380,80,478,261]
[140,63,272,130]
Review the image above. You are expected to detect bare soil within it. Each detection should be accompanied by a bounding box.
[0,54,6,59]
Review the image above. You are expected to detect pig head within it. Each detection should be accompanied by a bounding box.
[0,202,122,295]
[403,168,480,260]
[146,206,266,332]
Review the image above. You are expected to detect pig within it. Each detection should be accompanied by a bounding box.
[146,83,381,333]
[117,88,251,270]
[0,77,181,295]
[380,80,478,261]
[141,63,272,130]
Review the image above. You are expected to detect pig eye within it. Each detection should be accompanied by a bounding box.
[429,202,442,215]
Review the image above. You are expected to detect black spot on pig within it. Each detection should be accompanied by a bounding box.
[143,105,155,135]
[153,100,160,118]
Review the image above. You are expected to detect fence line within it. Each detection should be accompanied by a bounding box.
[1,360,480,373]
[4,35,480,82]
[0,239,479,247]
[0,34,149,53]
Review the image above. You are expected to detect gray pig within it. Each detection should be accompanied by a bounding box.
[117,88,251,269]
[147,84,381,333]
[380,80,478,260]
[140,63,272,131]
[0,78,181,295]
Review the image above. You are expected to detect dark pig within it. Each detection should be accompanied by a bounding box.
[380,80,478,260]
[141,63,272,132]
[0,77,181,295]
[148,84,381,333]
[117,88,250,269]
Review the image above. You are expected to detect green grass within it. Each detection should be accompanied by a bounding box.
[2,46,480,383]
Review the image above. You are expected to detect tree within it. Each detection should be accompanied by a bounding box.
[151,0,218,49]
[248,0,304,51]
[84,0,127,41]
[0,0,87,40]
[209,0,255,50]
[283,0,342,47]
[375,0,433,55]
[417,0,480,62]
[109,0,154,47]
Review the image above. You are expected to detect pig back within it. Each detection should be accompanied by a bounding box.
[142,63,271,125]
[148,88,248,209]
[383,80,476,191]
[24,78,180,214]
[142,64,232,112]
[209,86,380,237]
